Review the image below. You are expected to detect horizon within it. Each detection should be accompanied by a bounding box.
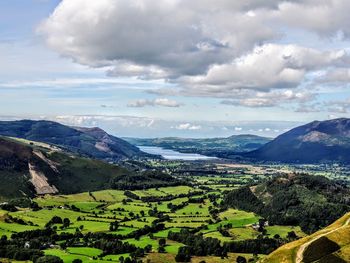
[0,115,346,139]
[1,0,350,138]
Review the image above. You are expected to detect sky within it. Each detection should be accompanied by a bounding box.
[1,0,350,138]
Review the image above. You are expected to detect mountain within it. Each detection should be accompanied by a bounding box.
[0,120,145,162]
[261,212,350,263]
[0,136,178,201]
[125,134,271,158]
[224,173,350,234]
[247,118,350,163]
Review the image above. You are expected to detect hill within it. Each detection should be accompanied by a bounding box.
[261,212,350,263]
[0,120,146,162]
[247,118,350,163]
[125,134,271,158]
[0,136,178,201]
[224,173,350,234]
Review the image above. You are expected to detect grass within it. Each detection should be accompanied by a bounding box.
[261,212,350,263]
[265,225,306,239]
[219,208,260,227]
[66,247,103,257]
[154,228,182,238]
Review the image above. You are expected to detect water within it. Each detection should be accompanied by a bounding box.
[138,146,217,161]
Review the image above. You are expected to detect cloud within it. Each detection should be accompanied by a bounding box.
[36,0,290,81]
[277,0,350,38]
[180,44,348,93]
[127,98,183,108]
[38,0,350,110]
[324,98,350,113]
[221,89,314,108]
[173,123,202,130]
[317,68,350,84]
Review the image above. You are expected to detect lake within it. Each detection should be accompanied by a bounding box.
[138,146,217,161]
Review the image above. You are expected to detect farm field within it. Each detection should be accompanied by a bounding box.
[0,169,308,263]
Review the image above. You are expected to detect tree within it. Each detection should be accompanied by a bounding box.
[236,256,247,263]
[175,246,191,262]
[35,255,63,263]
[158,238,166,247]
[158,246,166,253]
[72,259,83,263]
[63,218,70,228]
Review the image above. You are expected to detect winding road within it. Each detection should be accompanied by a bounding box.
[295,217,350,263]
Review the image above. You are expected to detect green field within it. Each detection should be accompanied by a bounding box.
[0,168,310,263]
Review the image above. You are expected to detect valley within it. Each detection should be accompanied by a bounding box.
[1,119,350,263]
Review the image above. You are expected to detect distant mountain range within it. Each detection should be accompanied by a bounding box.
[247,118,350,163]
[2,118,350,164]
[0,136,177,201]
[0,120,147,162]
[125,134,271,158]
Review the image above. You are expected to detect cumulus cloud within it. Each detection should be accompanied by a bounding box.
[38,0,350,108]
[180,44,348,93]
[221,89,314,108]
[127,98,183,108]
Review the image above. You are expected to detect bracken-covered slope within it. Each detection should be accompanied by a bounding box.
[261,212,350,263]
[0,120,145,161]
[247,118,350,163]
[0,137,178,201]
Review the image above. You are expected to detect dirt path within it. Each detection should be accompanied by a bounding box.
[295,217,350,263]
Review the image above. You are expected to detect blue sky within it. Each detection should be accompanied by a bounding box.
[1,0,350,137]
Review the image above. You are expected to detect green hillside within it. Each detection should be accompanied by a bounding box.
[0,136,178,201]
[261,212,350,263]
[224,174,350,234]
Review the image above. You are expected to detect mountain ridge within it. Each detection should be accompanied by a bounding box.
[0,136,178,201]
[246,118,350,163]
[0,120,146,162]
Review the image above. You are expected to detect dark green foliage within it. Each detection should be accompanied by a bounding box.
[110,170,180,190]
[224,174,350,233]
[236,256,247,263]
[35,255,63,263]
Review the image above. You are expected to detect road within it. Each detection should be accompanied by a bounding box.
[295,216,350,263]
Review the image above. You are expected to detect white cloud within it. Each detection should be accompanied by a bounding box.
[173,123,202,130]
[277,0,350,38]
[38,0,350,110]
[221,89,314,108]
[127,98,183,108]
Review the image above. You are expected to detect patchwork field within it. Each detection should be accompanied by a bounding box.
[0,177,308,263]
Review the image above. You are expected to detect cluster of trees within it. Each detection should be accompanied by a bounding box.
[168,227,290,262]
[45,216,70,229]
[168,229,226,261]
[167,201,188,212]
[0,223,155,263]
[109,170,181,190]
[224,174,350,233]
